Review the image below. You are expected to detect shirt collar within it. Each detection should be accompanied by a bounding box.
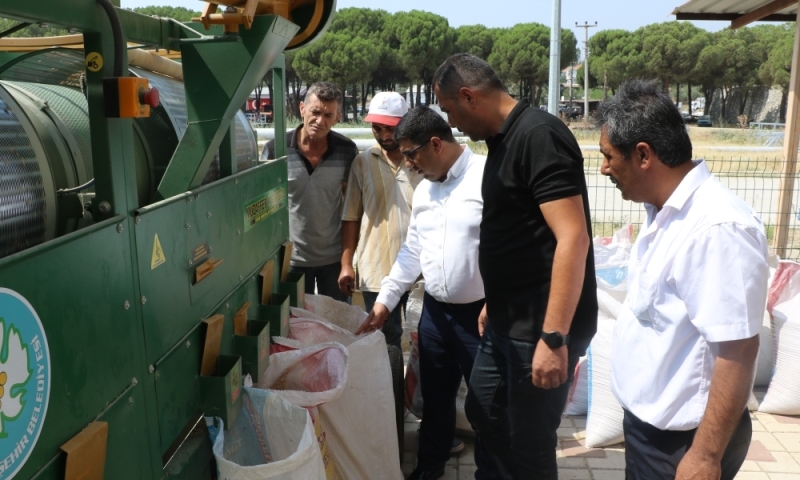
[487,99,526,152]
[444,145,472,183]
[663,160,710,210]
[645,160,710,219]
[498,99,528,136]
[288,125,301,149]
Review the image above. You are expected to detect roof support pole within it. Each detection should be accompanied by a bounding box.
[774,3,800,258]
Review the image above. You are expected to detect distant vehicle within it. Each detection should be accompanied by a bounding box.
[558,105,582,119]
[681,111,694,123]
[697,115,712,127]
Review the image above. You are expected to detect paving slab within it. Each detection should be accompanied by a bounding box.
[399,412,800,479]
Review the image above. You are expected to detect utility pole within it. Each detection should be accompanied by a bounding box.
[576,21,597,121]
[569,61,574,113]
[547,0,562,115]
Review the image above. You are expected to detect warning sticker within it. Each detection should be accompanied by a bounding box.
[151,234,166,270]
[244,186,287,232]
[85,52,103,72]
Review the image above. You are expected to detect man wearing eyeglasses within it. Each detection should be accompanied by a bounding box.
[356,106,499,480]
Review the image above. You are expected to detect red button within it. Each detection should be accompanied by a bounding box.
[140,87,160,108]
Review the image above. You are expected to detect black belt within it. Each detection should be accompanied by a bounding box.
[442,298,485,310]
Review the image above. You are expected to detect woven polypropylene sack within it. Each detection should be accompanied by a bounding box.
[585,319,625,448]
[281,296,403,480]
[564,356,589,416]
[208,388,325,480]
[759,261,800,415]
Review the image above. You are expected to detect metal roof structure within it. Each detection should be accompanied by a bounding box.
[673,0,798,29]
[672,0,799,257]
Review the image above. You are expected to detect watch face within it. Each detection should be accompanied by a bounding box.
[542,331,566,348]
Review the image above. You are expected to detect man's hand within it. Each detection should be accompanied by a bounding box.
[478,304,489,336]
[355,302,390,335]
[532,340,568,389]
[675,447,721,480]
[338,265,356,295]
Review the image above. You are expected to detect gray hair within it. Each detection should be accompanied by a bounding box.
[432,53,506,100]
[598,79,692,167]
[304,82,343,110]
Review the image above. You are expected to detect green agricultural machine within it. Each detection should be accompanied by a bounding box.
[0,0,335,478]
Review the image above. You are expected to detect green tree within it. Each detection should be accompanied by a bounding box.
[454,24,497,59]
[695,28,761,119]
[384,10,454,106]
[292,31,380,121]
[131,6,200,22]
[489,23,577,106]
[757,24,795,122]
[640,21,706,100]
[587,29,644,98]
[0,17,68,37]
[328,7,392,115]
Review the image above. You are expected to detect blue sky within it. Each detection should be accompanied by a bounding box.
[120,0,735,36]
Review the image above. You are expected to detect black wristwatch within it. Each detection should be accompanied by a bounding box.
[541,331,570,349]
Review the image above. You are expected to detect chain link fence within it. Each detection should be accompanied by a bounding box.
[584,155,800,261]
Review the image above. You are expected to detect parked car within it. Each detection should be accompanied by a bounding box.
[681,111,693,123]
[696,115,712,127]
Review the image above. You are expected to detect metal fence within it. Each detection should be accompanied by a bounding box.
[584,155,800,261]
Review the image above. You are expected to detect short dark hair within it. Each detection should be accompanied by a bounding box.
[432,53,506,100]
[598,79,692,167]
[394,106,455,145]
[304,81,342,107]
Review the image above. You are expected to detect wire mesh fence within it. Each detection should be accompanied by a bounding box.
[584,155,800,261]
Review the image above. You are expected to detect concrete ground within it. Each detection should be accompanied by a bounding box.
[400,400,800,479]
[370,291,800,479]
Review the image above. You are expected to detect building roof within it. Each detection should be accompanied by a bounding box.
[673,0,797,28]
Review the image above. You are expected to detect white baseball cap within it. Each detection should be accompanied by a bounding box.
[365,92,408,126]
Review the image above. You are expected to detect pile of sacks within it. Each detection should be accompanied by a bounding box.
[209,295,403,480]
[564,225,800,448]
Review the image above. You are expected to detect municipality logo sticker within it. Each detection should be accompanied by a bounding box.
[0,289,50,479]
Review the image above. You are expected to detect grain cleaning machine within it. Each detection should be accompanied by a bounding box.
[0,0,335,478]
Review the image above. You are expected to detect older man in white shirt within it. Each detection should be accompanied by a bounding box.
[599,80,769,480]
[356,106,499,480]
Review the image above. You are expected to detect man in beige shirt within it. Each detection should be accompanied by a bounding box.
[339,92,421,348]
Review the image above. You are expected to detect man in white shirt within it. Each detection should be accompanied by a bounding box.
[600,80,769,480]
[355,106,499,480]
[339,92,420,349]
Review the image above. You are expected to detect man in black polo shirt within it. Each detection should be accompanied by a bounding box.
[262,82,358,303]
[432,54,597,478]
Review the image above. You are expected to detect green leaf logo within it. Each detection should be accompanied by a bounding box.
[0,318,32,438]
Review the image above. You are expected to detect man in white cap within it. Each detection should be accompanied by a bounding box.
[339,92,421,348]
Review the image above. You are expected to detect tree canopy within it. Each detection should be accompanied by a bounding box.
[3,5,797,122]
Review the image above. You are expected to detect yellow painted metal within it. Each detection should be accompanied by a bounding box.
[197,0,325,47]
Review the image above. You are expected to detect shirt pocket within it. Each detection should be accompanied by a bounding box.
[628,270,660,328]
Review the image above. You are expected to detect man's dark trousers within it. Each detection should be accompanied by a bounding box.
[416,293,500,479]
[362,291,408,350]
[466,323,582,480]
[623,408,752,480]
[290,262,349,303]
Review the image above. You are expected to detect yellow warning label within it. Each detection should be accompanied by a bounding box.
[85,52,103,72]
[151,234,166,270]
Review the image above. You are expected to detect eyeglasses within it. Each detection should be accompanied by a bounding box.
[401,138,430,161]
